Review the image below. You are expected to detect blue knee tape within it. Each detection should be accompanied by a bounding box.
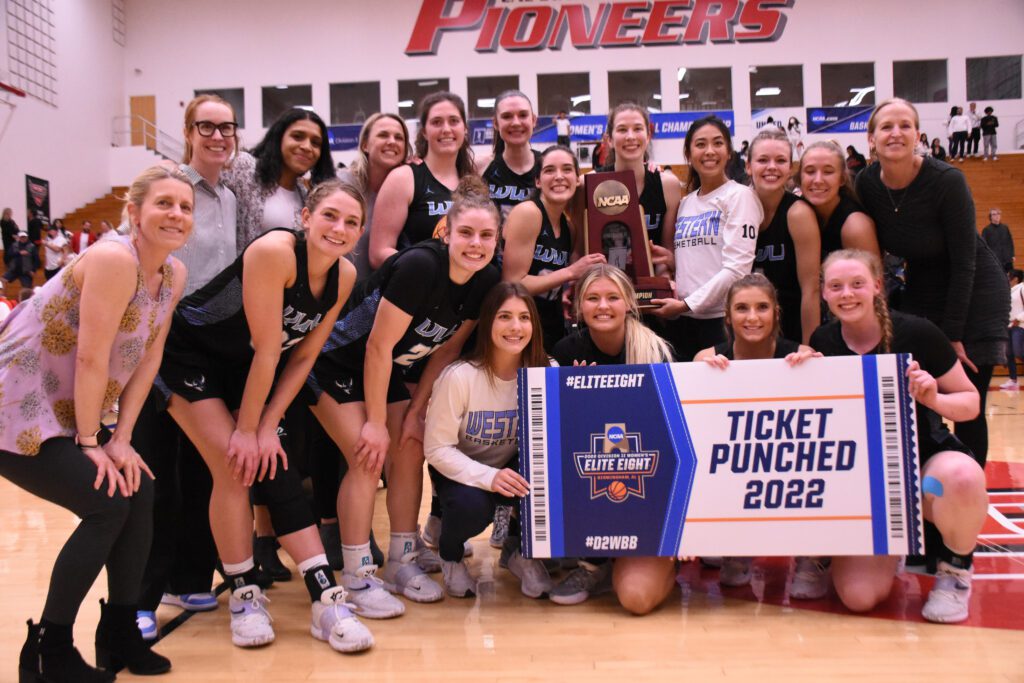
[922,475,944,497]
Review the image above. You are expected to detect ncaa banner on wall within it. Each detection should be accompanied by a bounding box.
[518,355,923,558]
[805,106,873,134]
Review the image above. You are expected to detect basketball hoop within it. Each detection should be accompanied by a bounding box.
[0,81,26,143]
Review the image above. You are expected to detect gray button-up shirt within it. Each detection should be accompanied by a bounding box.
[176,164,238,295]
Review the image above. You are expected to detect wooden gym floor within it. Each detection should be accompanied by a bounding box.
[1,385,1022,682]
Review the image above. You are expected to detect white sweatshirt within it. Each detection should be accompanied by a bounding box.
[424,361,518,491]
[673,179,763,318]
[1010,283,1024,326]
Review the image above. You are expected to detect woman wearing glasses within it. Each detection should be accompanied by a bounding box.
[134,94,241,640]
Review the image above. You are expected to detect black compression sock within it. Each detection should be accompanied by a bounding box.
[303,564,337,602]
[938,544,974,571]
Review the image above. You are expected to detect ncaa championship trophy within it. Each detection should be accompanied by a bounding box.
[584,171,672,308]
[517,355,925,558]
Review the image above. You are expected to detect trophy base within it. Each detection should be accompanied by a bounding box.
[634,276,674,310]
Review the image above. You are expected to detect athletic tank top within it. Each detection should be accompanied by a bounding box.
[167,228,340,365]
[638,168,668,244]
[754,192,806,342]
[318,240,500,371]
[0,237,175,455]
[484,150,541,226]
[526,197,573,346]
[821,194,864,260]
[712,336,799,360]
[402,163,453,250]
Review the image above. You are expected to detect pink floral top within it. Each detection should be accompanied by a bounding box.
[0,236,174,455]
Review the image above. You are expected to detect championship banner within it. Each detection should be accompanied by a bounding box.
[25,174,50,224]
[517,355,924,558]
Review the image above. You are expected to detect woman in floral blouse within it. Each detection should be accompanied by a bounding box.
[0,165,190,682]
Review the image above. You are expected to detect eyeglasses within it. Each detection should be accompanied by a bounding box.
[192,120,238,137]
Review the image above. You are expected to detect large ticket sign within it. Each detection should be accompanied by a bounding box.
[517,355,924,558]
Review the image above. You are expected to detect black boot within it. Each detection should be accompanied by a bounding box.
[19,619,114,683]
[95,600,171,676]
[254,535,292,582]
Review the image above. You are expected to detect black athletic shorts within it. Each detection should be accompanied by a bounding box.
[158,351,249,411]
[307,359,411,405]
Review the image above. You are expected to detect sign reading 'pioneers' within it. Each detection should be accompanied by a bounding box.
[407,0,793,55]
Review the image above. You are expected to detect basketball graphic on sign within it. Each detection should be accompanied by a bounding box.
[607,480,628,502]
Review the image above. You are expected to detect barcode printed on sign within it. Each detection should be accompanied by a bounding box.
[880,374,904,539]
[529,383,549,544]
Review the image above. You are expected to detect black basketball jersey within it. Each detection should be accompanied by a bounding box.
[484,150,542,226]
[638,168,668,243]
[526,197,572,347]
[316,241,499,373]
[401,163,453,249]
[821,194,864,260]
[712,336,799,360]
[754,192,806,341]
[166,228,340,366]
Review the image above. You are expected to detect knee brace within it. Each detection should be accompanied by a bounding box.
[253,467,314,537]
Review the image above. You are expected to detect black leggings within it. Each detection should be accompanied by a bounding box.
[0,438,153,625]
[428,465,515,562]
[954,363,994,468]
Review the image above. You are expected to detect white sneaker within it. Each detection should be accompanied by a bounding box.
[490,505,513,548]
[922,562,972,623]
[719,557,753,587]
[1000,379,1018,391]
[506,549,554,598]
[311,586,374,653]
[418,522,472,567]
[441,559,476,598]
[421,515,442,547]
[790,557,831,599]
[340,567,405,619]
[380,553,445,603]
[228,585,274,648]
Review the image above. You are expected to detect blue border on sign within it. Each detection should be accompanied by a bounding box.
[861,355,888,554]
[650,364,696,556]
[896,353,923,555]
[545,366,565,557]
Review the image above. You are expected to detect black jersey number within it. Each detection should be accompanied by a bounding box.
[741,224,756,239]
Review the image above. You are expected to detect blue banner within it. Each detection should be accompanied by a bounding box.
[806,106,872,134]
[468,119,494,147]
[652,110,735,137]
[327,124,362,151]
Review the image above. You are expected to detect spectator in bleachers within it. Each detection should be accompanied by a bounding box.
[2,231,38,287]
[915,133,930,157]
[1001,269,1024,391]
[930,137,947,161]
[981,106,999,161]
[71,219,96,254]
[0,281,14,321]
[967,102,982,158]
[1,207,18,266]
[947,106,970,161]
[982,208,1014,272]
[845,145,866,177]
[41,224,68,280]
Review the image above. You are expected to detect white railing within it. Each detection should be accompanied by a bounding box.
[111,115,184,162]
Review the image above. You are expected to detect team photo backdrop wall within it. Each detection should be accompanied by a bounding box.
[517,355,924,559]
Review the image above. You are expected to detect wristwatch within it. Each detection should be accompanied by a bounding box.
[75,427,104,448]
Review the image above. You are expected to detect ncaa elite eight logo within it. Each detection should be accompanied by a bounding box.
[574,424,658,503]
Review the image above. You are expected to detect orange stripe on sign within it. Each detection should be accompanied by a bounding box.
[687,515,872,523]
[679,394,864,405]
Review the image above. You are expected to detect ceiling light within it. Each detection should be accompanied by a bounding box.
[755,87,781,96]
